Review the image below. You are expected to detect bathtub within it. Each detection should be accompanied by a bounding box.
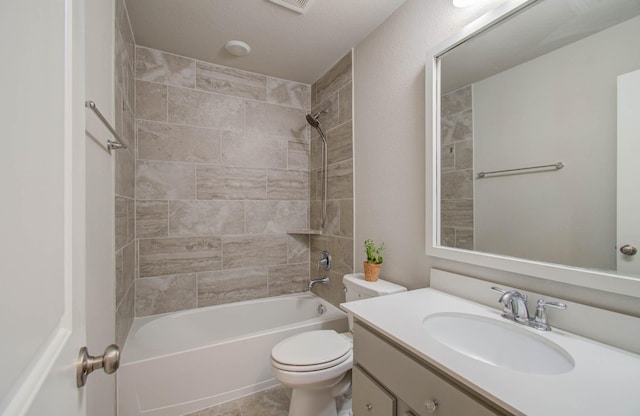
[117,292,348,416]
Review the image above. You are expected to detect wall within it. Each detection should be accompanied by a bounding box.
[440,85,474,250]
[474,15,640,271]
[353,0,640,316]
[114,0,137,345]
[133,46,312,316]
[309,52,355,307]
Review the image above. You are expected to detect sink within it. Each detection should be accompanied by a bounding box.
[422,313,574,375]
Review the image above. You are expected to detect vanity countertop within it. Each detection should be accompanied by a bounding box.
[341,288,640,415]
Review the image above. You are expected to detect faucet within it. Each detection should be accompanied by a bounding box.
[498,290,530,323]
[492,287,566,330]
[309,276,329,289]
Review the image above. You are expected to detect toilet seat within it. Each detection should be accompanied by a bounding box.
[271,330,352,372]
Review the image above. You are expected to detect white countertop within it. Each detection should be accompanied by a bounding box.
[341,288,640,415]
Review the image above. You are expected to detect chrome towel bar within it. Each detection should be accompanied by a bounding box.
[476,162,564,179]
[85,101,127,150]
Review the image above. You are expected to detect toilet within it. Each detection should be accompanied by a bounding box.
[270,273,407,416]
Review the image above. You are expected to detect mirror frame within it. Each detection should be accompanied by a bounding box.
[425,0,640,298]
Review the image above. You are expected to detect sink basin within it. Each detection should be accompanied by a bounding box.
[422,313,574,375]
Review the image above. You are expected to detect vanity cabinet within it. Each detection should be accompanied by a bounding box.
[353,322,507,416]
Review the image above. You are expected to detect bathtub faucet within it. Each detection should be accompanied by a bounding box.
[309,276,329,289]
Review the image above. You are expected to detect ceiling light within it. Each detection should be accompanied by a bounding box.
[224,40,251,56]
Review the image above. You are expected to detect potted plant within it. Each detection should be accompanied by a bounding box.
[363,239,384,282]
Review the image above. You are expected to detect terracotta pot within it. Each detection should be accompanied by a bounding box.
[363,261,381,282]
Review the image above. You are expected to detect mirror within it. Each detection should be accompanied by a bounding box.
[426,0,640,297]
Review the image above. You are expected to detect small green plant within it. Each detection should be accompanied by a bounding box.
[364,239,384,264]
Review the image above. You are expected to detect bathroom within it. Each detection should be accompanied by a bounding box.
[3,0,640,415]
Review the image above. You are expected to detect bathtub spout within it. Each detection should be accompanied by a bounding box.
[309,276,329,289]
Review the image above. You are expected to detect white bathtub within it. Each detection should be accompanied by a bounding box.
[117,293,348,416]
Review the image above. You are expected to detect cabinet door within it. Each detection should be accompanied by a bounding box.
[353,365,396,416]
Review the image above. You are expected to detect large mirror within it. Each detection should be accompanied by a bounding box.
[427,0,640,296]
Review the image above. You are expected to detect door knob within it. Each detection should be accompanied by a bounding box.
[620,245,638,256]
[76,344,120,388]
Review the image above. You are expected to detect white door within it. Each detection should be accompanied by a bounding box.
[1,0,116,415]
[617,69,640,276]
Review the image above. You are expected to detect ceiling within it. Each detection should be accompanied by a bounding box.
[124,0,408,84]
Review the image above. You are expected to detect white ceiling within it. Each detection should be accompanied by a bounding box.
[124,0,408,84]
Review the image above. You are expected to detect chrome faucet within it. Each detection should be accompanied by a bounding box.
[309,276,329,289]
[492,287,566,330]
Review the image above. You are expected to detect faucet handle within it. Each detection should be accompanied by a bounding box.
[532,299,567,331]
[491,286,506,294]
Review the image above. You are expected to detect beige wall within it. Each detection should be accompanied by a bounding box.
[353,0,640,315]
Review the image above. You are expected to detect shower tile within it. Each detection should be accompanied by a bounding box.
[327,120,352,165]
[221,131,287,169]
[327,159,353,200]
[309,200,322,230]
[115,146,135,198]
[287,234,310,264]
[441,227,456,248]
[328,236,353,275]
[455,140,473,170]
[440,169,473,200]
[222,235,288,269]
[115,196,128,251]
[310,270,346,308]
[441,109,473,144]
[196,165,266,200]
[136,200,168,238]
[139,237,222,277]
[136,46,195,88]
[245,101,307,140]
[323,200,341,236]
[267,169,309,200]
[268,263,309,296]
[168,200,245,237]
[267,77,311,110]
[311,82,317,109]
[122,105,135,148]
[115,283,134,347]
[310,137,323,170]
[440,199,473,228]
[338,82,352,124]
[127,198,135,244]
[311,92,339,134]
[441,85,472,117]
[136,160,196,200]
[441,144,455,172]
[136,80,167,122]
[197,267,268,307]
[137,121,221,164]
[339,199,353,238]
[135,273,197,316]
[287,138,310,171]
[309,235,329,272]
[196,61,267,101]
[315,52,352,106]
[115,249,124,306]
[168,86,245,131]
[245,201,308,234]
[455,228,474,250]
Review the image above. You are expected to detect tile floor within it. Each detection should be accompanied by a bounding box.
[184,385,290,416]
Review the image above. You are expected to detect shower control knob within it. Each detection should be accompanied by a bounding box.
[620,245,637,256]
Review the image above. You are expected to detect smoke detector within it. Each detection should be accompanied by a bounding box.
[224,40,251,56]
[268,0,316,14]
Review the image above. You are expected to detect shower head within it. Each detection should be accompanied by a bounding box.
[305,108,328,129]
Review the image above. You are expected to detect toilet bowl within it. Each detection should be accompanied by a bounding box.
[271,273,406,416]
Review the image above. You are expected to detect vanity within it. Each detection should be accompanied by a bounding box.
[342,274,640,415]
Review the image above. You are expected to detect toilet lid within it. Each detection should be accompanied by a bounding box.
[271,330,352,368]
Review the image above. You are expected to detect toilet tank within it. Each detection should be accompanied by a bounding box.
[343,273,407,302]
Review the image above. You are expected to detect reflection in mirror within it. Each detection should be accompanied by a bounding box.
[437,0,640,277]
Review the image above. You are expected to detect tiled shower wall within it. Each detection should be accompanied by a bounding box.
[309,52,354,307]
[133,46,313,316]
[114,0,136,346]
[440,85,474,249]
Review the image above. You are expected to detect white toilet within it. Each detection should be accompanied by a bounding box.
[270,273,407,416]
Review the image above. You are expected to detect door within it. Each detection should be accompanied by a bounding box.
[1,0,117,415]
[617,69,640,275]
[1,0,87,415]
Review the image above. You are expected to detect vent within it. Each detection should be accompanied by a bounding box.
[268,0,315,14]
